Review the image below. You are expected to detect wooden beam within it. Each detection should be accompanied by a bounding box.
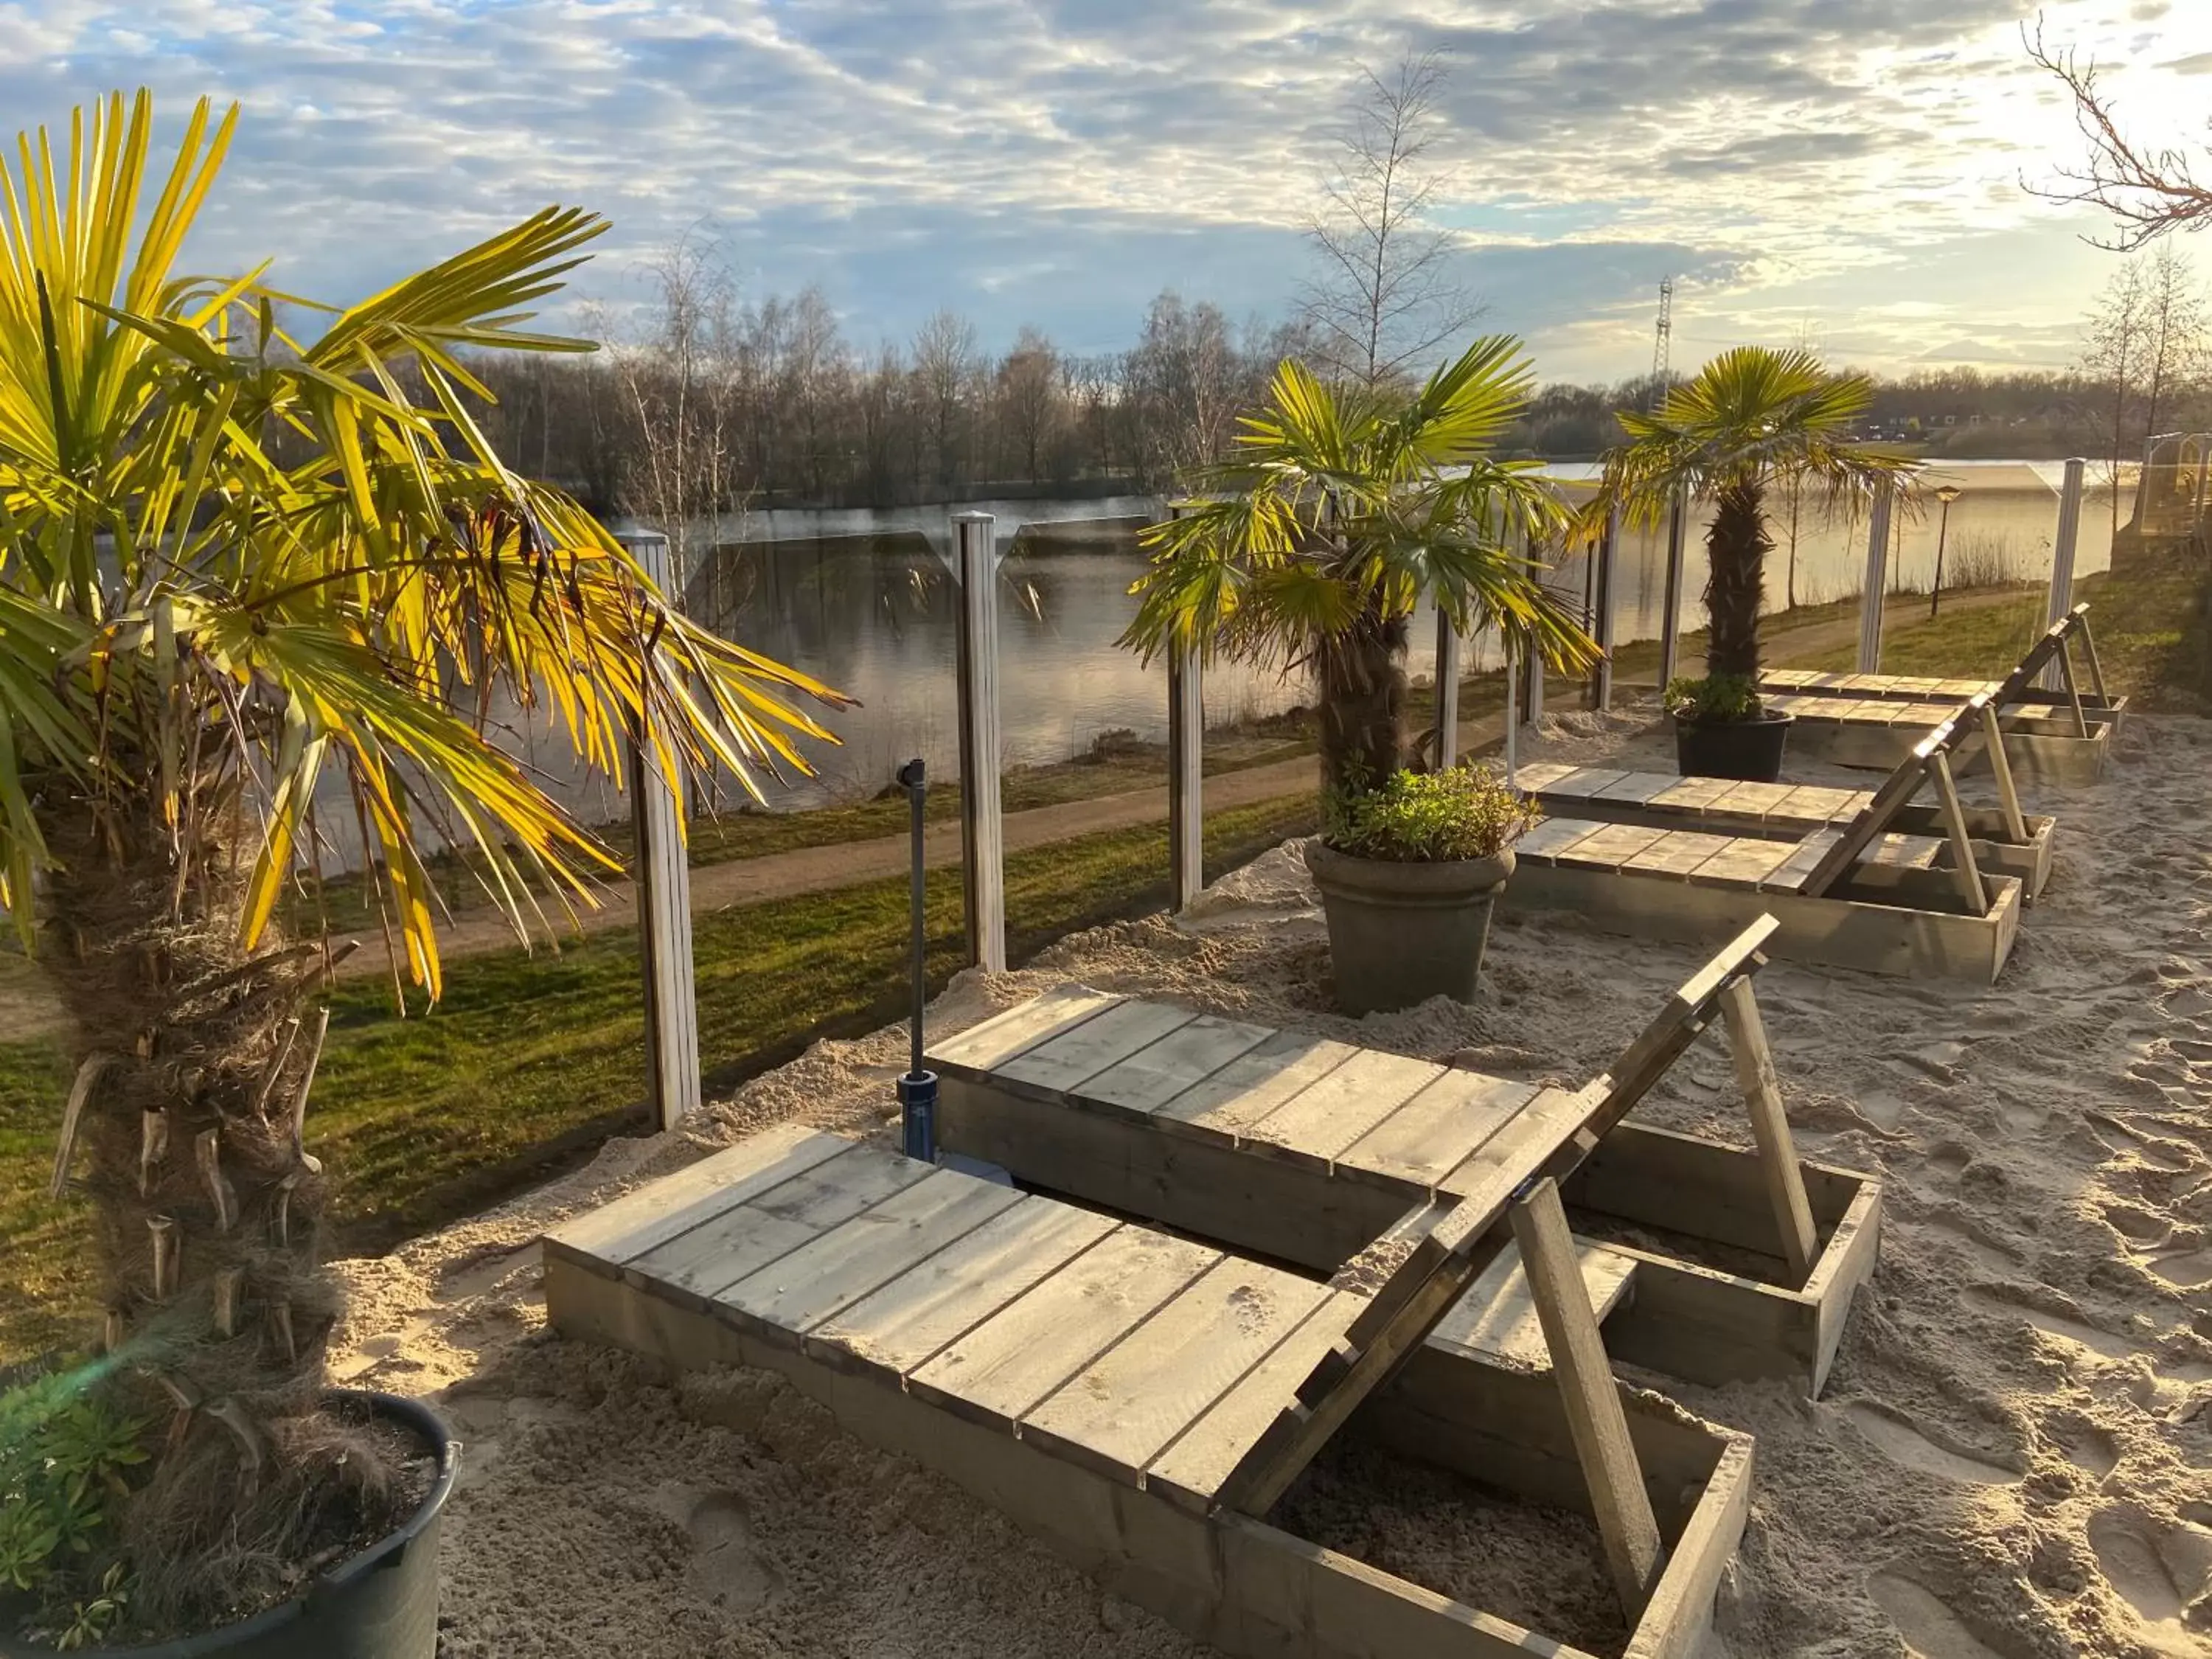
[1924,751,1989,915]
[2077,609,2110,701]
[1977,704,2029,846]
[1715,977,1818,1284]
[619,527,702,1132]
[2053,638,2090,739]
[1510,1176,1666,1618]
[955,512,1006,972]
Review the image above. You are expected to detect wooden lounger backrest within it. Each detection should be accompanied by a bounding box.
[1795,694,1988,898]
[1990,603,2086,710]
[1215,915,1783,1514]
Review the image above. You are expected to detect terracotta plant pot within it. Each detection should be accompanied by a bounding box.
[1307,841,1514,1015]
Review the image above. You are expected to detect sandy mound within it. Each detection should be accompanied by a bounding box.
[330,704,2212,1659]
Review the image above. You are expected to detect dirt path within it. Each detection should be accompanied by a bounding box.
[1619,585,2034,685]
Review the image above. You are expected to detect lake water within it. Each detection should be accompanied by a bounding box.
[647,461,2121,810]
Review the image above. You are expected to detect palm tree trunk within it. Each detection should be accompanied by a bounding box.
[37,784,348,1628]
[1704,480,1772,682]
[1315,599,1411,794]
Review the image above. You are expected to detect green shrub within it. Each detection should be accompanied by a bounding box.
[1665,673,1762,724]
[1323,764,1538,863]
[1,1363,147,1648]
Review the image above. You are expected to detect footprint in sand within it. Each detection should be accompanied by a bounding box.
[1868,1573,2028,1659]
[1927,1213,2023,1275]
[2149,1247,2212,1290]
[684,1491,785,1612]
[1837,1401,2022,1487]
[1966,1290,2143,1363]
[2105,1200,2174,1248]
[2087,1509,2203,1658]
[2050,1418,2120,1480]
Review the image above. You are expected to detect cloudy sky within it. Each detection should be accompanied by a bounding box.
[10,0,2212,381]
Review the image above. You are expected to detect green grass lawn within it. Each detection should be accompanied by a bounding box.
[0,792,1317,1362]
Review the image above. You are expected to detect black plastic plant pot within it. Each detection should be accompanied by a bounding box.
[4,1391,460,1659]
[1674,709,1794,782]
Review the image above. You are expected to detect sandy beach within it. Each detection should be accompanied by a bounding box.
[327,705,2212,1659]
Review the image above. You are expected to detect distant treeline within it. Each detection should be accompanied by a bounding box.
[468,279,2188,526]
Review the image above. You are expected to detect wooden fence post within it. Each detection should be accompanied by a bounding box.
[1165,506,1206,911]
[954,512,1007,973]
[1659,487,1688,692]
[619,528,702,1133]
[1857,481,1895,674]
[2043,458,2086,691]
[1590,504,1619,710]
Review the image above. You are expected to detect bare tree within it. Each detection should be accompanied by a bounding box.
[2078,258,2150,542]
[1303,50,1481,388]
[2028,27,2212,248]
[2138,245,2207,445]
[911,310,978,487]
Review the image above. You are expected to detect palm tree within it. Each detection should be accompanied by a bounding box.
[1121,339,1599,796]
[1590,347,1916,698]
[1,93,846,1632]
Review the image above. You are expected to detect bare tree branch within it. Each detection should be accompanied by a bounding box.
[2026,20,2212,250]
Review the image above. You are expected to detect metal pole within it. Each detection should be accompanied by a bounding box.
[1591,505,1618,711]
[2043,458,2086,692]
[895,758,936,1163]
[1856,481,1894,674]
[1658,487,1687,692]
[1523,521,1545,726]
[618,528,701,1133]
[1503,638,1520,785]
[1928,495,1953,620]
[953,512,1006,973]
[1165,504,1206,911]
[1433,610,1461,768]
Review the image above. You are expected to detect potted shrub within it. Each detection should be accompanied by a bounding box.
[1310,765,1537,1015]
[0,94,843,1655]
[1123,340,1597,1013]
[1590,347,1917,781]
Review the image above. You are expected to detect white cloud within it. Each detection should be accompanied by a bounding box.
[2,0,2207,378]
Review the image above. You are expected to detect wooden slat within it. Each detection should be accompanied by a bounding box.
[633,1143,928,1300]
[1551,767,1632,798]
[1621,830,1735,879]
[1339,1068,1537,1191]
[1649,776,1736,811]
[1242,1048,1446,1164]
[1142,1291,1361,1512]
[1512,761,1578,790]
[1152,1030,1361,1141]
[928,984,1122,1073]
[1573,916,1780,1131]
[1707,781,1797,819]
[1717,978,1818,1284]
[1512,1178,1666,1616]
[1587,771,1685,805]
[544,1124,849,1266]
[804,1199,1119,1378]
[906,1227,1221,1428]
[1557,822,1669,870]
[996,998,1199,1094]
[1685,837,1797,889]
[1512,815,1611,862]
[714,1168,1026,1342]
[1773,785,1865,824]
[1021,1256,1334,1484]
[1080,1012,1275,1115]
[1430,1238,1638,1369]
[1759,830,1840,895]
[1863,832,1941,870]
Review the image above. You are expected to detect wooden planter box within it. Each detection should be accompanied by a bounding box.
[939,1079,1880,1400]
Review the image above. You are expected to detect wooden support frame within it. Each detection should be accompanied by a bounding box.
[1714,978,1817,1284]
[2079,613,2110,701]
[1978,704,2029,845]
[617,528,702,1132]
[2053,638,2090,739]
[1512,1176,1664,1615]
[1924,751,1989,915]
[954,512,1007,973]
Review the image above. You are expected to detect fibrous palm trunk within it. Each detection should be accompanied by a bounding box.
[37,772,394,1630]
[1315,598,1411,795]
[1703,479,1772,682]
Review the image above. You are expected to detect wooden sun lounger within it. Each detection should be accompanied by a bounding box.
[928,917,1880,1399]
[1512,714,2056,902]
[1759,604,2125,785]
[545,1113,1756,1658]
[1501,698,2028,981]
